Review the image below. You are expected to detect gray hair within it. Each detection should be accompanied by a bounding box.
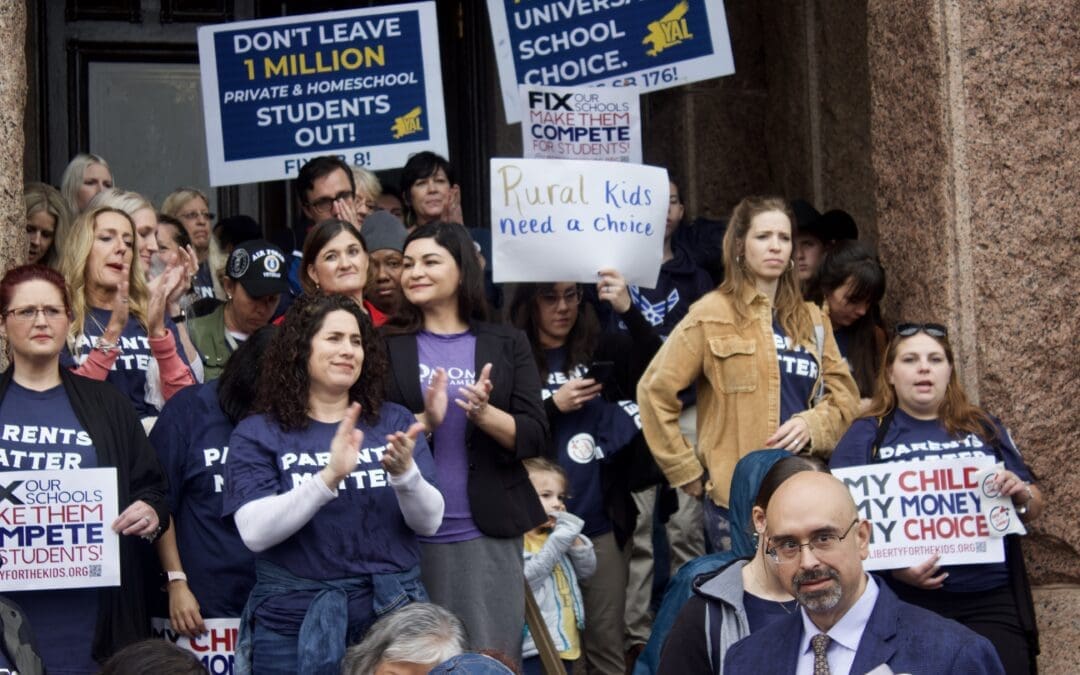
[340,603,467,675]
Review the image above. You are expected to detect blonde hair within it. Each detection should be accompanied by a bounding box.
[719,195,813,342]
[87,187,154,218]
[350,167,382,203]
[24,182,72,268]
[60,153,112,214]
[523,457,568,484]
[59,206,150,349]
[161,187,209,219]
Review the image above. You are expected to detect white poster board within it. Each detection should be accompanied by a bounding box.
[833,457,1025,571]
[197,3,448,185]
[488,0,736,123]
[153,618,240,674]
[0,468,120,591]
[520,85,642,163]
[490,158,667,287]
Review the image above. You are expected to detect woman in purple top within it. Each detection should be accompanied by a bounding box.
[382,222,549,662]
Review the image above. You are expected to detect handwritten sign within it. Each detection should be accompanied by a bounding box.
[153,618,240,674]
[487,0,735,123]
[0,468,119,591]
[197,3,448,185]
[490,158,667,287]
[833,457,1025,571]
[521,85,641,163]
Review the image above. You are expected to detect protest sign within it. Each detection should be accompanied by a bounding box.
[0,468,119,591]
[487,0,735,122]
[833,457,1026,571]
[521,85,641,163]
[153,618,240,674]
[198,3,448,186]
[490,158,667,287]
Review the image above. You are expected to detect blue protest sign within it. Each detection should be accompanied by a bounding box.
[198,3,448,186]
[487,0,735,123]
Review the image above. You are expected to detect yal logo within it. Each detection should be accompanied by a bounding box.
[643,1,693,57]
[392,106,424,139]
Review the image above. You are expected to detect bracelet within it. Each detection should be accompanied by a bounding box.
[166,570,188,583]
[171,310,186,324]
[94,337,119,355]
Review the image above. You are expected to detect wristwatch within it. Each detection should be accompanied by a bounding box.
[167,570,188,583]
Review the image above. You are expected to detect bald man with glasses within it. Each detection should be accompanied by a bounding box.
[724,472,1003,675]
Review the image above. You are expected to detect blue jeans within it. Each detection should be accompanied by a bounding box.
[252,622,299,675]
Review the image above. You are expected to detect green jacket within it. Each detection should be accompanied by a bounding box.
[187,304,232,381]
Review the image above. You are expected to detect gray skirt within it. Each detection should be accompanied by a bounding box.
[420,536,525,663]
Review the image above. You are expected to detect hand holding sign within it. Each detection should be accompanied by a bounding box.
[169,582,208,638]
[113,499,160,538]
[596,268,631,313]
[891,553,948,590]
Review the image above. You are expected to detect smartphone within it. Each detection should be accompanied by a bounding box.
[584,360,615,383]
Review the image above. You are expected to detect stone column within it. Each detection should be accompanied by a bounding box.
[0,0,26,278]
[867,0,1080,667]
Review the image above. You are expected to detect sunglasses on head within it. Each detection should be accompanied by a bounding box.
[895,322,947,338]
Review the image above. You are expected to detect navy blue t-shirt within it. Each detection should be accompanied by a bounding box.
[223,403,437,635]
[0,382,100,674]
[742,592,799,633]
[62,308,190,418]
[830,409,1033,592]
[149,381,255,618]
[772,319,819,424]
[542,348,641,537]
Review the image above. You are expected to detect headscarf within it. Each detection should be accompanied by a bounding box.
[728,449,793,557]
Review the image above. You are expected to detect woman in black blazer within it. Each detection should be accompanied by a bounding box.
[382,222,547,662]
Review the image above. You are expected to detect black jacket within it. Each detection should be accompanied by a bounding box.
[384,322,548,538]
[0,368,169,663]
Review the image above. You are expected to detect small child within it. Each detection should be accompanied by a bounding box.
[521,458,597,675]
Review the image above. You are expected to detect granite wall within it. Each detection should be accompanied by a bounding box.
[643,0,1079,666]
[0,0,26,296]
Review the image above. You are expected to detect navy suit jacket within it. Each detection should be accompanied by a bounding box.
[724,580,1004,675]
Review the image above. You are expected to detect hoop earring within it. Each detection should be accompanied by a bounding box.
[788,259,795,271]
[736,255,744,266]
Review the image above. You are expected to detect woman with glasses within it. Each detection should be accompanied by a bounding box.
[0,264,168,671]
[162,188,216,300]
[637,195,860,552]
[300,218,389,326]
[509,271,661,674]
[383,221,548,662]
[829,322,1041,674]
[59,206,195,424]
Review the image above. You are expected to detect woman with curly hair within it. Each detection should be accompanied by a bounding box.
[223,293,444,675]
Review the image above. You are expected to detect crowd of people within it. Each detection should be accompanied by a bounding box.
[0,148,1043,674]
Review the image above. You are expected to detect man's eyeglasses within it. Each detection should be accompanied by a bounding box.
[4,305,67,322]
[896,322,947,338]
[537,288,582,308]
[765,518,860,564]
[306,191,355,215]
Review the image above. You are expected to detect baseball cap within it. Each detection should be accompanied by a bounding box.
[226,240,289,298]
